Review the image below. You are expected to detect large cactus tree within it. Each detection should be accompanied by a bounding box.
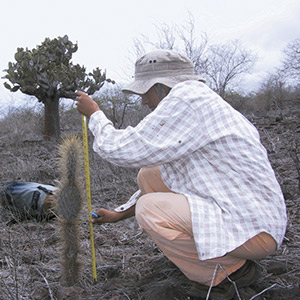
[3,35,114,139]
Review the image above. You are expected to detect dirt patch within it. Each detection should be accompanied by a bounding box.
[0,111,299,300]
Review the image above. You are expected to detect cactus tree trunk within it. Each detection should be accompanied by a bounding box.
[44,97,60,139]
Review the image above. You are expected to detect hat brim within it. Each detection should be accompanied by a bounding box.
[122,75,205,95]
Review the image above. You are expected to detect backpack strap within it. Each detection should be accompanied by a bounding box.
[37,185,56,194]
[31,190,41,210]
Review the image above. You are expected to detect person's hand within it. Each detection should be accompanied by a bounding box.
[90,208,122,225]
[76,91,100,117]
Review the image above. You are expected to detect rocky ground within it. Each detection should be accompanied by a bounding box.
[0,107,299,300]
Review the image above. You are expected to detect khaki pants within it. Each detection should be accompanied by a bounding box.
[135,167,277,286]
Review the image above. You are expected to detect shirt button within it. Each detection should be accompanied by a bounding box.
[120,207,124,211]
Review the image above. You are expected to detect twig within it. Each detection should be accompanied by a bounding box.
[119,290,131,300]
[290,149,300,192]
[262,128,277,152]
[122,254,126,270]
[117,231,143,244]
[205,263,218,300]
[34,266,55,300]
[0,276,15,300]
[206,263,242,300]
[7,231,19,300]
[219,264,242,300]
[249,283,278,300]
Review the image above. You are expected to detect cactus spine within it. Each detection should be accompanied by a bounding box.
[56,135,84,286]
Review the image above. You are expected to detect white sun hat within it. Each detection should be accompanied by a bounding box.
[122,49,205,95]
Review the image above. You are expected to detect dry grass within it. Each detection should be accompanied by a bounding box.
[0,106,299,300]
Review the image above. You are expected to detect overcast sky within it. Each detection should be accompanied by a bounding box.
[1,0,300,108]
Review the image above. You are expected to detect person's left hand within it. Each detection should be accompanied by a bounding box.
[90,208,123,224]
[76,91,100,117]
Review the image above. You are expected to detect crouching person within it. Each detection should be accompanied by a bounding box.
[76,50,287,299]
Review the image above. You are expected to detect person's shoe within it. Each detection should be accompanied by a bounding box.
[188,260,260,300]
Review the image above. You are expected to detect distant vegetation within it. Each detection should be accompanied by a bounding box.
[1,15,299,138]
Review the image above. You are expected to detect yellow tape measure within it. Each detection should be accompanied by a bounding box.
[82,115,97,283]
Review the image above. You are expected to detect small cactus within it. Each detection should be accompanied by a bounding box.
[56,135,84,286]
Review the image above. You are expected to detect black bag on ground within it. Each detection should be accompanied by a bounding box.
[1,181,58,220]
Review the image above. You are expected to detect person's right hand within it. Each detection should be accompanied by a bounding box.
[76,91,100,117]
[90,208,122,224]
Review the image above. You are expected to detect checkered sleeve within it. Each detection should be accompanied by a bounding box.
[88,96,202,168]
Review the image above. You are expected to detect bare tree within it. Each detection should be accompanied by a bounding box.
[132,13,209,76]
[281,39,300,80]
[255,73,288,114]
[177,13,209,75]
[94,85,146,129]
[205,40,257,98]
[132,23,177,59]
[132,15,256,97]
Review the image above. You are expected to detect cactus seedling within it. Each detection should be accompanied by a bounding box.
[56,135,84,286]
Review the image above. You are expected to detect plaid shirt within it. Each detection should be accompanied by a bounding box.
[89,81,287,260]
